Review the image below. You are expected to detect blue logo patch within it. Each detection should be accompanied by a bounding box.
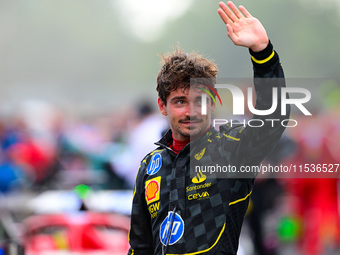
[147,153,162,175]
[159,212,184,245]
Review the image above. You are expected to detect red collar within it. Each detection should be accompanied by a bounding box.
[170,135,189,154]
[169,126,212,154]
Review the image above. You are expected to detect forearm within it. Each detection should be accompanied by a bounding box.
[232,42,290,167]
[250,41,289,120]
[250,40,283,79]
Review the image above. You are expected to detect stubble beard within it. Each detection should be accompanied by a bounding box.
[176,121,209,139]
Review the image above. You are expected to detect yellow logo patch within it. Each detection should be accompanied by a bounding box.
[188,191,210,200]
[145,176,161,205]
[194,148,206,161]
[192,171,206,184]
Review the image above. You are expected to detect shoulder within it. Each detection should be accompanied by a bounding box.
[138,147,167,175]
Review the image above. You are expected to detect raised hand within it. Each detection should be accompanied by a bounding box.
[218,1,269,52]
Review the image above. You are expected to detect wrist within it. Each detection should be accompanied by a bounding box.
[249,40,273,59]
[249,40,279,69]
[250,39,269,52]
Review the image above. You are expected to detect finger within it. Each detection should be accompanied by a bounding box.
[226,24,238,43]
[218,1,238,23]
[239,5,252,18]
[226,1,244,19]
[217,8,232,25]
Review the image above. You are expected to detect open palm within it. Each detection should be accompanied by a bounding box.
[218,1,269,52]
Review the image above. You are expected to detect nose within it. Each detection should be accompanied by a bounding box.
[183,104,191,118]
[187,101,200,117]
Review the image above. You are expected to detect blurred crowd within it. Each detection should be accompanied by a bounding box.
[0,96,340,255]
[0,99,168,193]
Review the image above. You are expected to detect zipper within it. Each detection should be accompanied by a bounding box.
[162,206,177,255]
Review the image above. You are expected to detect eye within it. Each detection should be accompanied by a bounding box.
[176,100,185,105]
[194,97,202,105]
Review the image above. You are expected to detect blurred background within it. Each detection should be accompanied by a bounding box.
[0,0,340,254]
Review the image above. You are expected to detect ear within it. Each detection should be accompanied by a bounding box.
[158,97,167,116]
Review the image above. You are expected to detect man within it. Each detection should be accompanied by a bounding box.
[128,1,290,254]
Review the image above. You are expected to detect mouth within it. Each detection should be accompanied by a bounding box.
[179,119,203,127]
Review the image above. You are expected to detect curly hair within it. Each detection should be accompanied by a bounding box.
[156,47,218,104]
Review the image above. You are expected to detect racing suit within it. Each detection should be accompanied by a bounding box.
[128,42,290,255]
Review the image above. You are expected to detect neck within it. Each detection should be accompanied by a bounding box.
[170,135,189,154]
[170,126,212,154]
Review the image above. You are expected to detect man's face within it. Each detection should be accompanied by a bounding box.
[158,85,215,141]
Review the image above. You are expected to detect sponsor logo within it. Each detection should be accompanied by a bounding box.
[188,191,210,201]
[148,202,160,219]
[194,148,206,161]
[145,176,161,205]
[187,170,211,198]
[160,212,184,246]
[191,171,206,184]
[147,153,162,175]
[186,182,211,192]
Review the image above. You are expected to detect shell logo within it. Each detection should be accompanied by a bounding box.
[146,181,159,201]
[145,176,161,205]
